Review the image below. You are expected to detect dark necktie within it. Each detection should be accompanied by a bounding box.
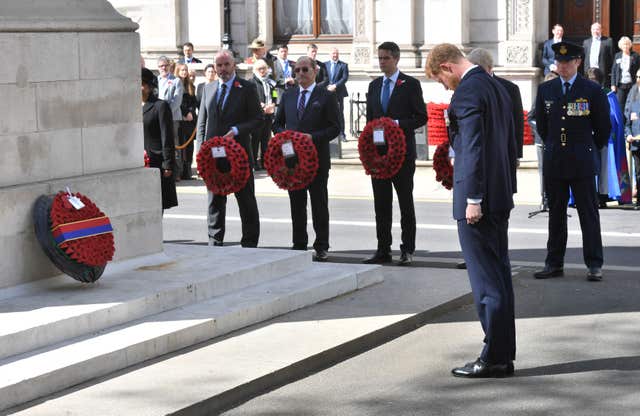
[563,81,571,97]
[381,78,391,113]
[217,83,227,112]
[298,90,308,119]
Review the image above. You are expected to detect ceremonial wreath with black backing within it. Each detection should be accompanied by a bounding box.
[196,135,251,195]
[264,130,319,191]
[358,116,407,179]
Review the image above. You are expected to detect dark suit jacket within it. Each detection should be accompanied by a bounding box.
[196,76,262,164]
[250,74,276,119]
[447,66,516,220]
[325,60,349,98]
[542,38,559,75]
[273,86,340,172]
[583,36,614,79]
[314,60,329,87]
[494,75,524,158]
[366,72,427,161]
[178,56,202,64]
[611,51,640,88]
[273,58,296,92]
[535,74,611,179]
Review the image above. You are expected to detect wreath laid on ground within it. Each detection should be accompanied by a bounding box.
[358,117,407,179]
[433,142,454,190]
[196,136,250,195]
[264,130,319,191]
[33,191,115,283]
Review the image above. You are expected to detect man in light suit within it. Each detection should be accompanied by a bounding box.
[426,43,516,378]
[273,56,340,261]
[273,44,296,98]
[583,22,614,80]
[363,42,427,266]
[196,51,262,247]
[542,24,563,76]
[325,47,349,141]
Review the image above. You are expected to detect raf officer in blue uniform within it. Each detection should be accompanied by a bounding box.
[533,42,611,281]
[426,44,517,378]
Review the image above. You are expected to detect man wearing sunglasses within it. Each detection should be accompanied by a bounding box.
[273,56,340,262]
[363,42,427,266]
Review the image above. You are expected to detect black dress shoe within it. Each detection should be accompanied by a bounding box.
[363,252,392,264]
[456,261,467,269]
[209,239,223,247]
[292,245,307,251]
[314,250,328,262]
[397,252,413,266]
[534,266,564,279]
[587,267,603,281]
[452,358,514,378]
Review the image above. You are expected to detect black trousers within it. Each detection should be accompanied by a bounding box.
[632,150,640,202]
[288,170,329,251]
[207,171,260,247]
[616,83,633,115]
[251,118,272,167]
[544,175,603,268]
[457,212,515,364]
[337,97,345,136]
[178,120,196,179]
[371,159,416,254]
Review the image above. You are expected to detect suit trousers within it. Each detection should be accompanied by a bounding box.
[288,170,329,251]
[337,97,345,136]
[207,171,260,247]
[251,118,272,167]
[457,212,516,364]
[544,175,603,268]
[371,159,416,254]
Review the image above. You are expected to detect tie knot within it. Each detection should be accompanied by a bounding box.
[221,83,227,91]
[301,89,307,96]
[384,78,391,86]
[564,82,570,88]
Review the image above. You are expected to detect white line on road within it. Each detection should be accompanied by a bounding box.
[163,214,640,238]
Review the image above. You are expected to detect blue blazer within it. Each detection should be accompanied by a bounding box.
[273,86,340,172]
[534,74,611,179]
[542,39,557,76]
[325,60,349,98]
[447,66,516,220]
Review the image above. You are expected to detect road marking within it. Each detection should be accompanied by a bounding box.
[163,214,640,238]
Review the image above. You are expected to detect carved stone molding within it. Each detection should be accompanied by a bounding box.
[353,47,371,64]
[507,0,531,38]
[506,45,529,64]
[354,0,367,41]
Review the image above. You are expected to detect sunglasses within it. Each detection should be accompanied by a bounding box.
[294,67,311,73]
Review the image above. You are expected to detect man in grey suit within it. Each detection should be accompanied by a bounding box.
[196,51,262,247]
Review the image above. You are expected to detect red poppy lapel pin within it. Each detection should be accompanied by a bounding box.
[234,81,242,88]
[396,79,405,87]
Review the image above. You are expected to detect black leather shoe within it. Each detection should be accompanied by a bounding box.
[587,267,603,281]
[209,239,223,247]
[534,266,563,279]
[397,252,413,266]
[292,245,307,250]
[456,261,467,269]
[314,250,328,262]
[452,358,514,378]
[363,251,392,264]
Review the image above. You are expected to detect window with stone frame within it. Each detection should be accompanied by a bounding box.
[274,0,353,42]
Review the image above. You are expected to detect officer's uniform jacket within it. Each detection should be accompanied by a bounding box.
[534,74,611,179]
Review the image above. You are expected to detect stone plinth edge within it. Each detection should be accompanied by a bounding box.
[0,1,138,32]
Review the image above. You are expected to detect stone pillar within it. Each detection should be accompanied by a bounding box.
[351,0,376,70]
[422,0,470,49]
[0,0,163,288]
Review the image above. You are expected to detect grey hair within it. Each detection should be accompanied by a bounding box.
[214,50,234,63]
[296,56,316,68]
[466,48,494,72]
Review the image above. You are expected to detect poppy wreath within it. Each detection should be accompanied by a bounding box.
[426,102,450,145]
[33,191,115,283]
[264,130,319,191]
[433,142,454,190]
[143,150,150,167]
[358,117,407,179]
[196,136,250,195]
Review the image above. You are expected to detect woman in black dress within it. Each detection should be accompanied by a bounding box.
[175,63,199,180]
[141,67,178,210]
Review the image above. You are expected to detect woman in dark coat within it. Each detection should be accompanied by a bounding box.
[141,67,178,210]
[611,36,640,112]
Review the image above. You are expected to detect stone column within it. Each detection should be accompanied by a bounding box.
[0,0,163,288]
[351,0,375,70]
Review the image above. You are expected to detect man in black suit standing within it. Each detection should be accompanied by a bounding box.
[426,43,517,378]
[325,47,349,141]
[273,56,340,261]
[196,51,262,247]
[542,24,563,76]
[533,41,610,282]
[583,22,614,80]
[363,42,427,266]
[178,42,202,64]
[249,59,277,170]
[307,43,328,88]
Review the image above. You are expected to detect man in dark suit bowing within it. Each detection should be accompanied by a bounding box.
[426,43,516,377]
[533,41,610,282]
[583,22,614,81]
[363,41,427,266]
[273,56,340,261]
[196,51,262,247]
[325,47,349,141]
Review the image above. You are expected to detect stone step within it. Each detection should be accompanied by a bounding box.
[0,244,310,361]
[0,262,382,412]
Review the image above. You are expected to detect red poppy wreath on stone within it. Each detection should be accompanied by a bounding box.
[358,117,407,179]
[433,142,454,190]
[196,136,250,195]
[264,130,319,191]
[143,150,150,167]
[49,192,115,267]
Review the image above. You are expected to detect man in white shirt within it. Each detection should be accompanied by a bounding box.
[582,22,614,80]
